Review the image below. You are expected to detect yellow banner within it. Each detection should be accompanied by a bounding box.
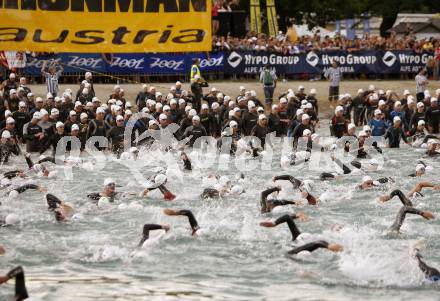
[250,0,261,34]
[0,0,211,53]
[266,0,278,37]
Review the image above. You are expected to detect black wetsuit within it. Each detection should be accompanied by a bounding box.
[3,170,22,180]
[12,184,39,194]
[261,187,280,213]
[384,126,408,148]
[260,186,297,213]
[107,125,125,156]
[273,175,317,205]
[182,154,192,171]
[182,125,207,147]
[390,206,426,232]
[273,175,301,188]
[288,240,329,255]
[273,214,301,241]
[87,192,116,203]
[350,160,362,169]
[201,188,220,199]
[415,253,440,281]
[388,190,413,207]
[175,210,200,235]
[4,266,28,301]
[250,124,270,149]
[320,158,352,180]
[138,224,164,246]
[46,193,64,221]
[0,142,20,164]
[24,154,54,170]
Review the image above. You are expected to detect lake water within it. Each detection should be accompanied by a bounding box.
[1,125,439,301]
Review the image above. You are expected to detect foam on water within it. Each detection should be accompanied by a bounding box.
[0,138,439,300]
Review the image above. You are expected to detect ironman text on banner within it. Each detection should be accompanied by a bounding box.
[0,0,212,53]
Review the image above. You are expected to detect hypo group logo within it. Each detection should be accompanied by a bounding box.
[227,51,243,68]
[382,51,397,67]
[306,52,320,67]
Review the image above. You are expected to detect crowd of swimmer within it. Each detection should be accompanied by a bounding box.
[1,72,440,300]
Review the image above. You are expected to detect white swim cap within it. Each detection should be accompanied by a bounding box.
[302,114,310,120]
[362,176,372,183]
[8,190,19,199]
[104,178,115,187]
[230,185,244,195]
[358,131,367,137]
[416,164,425,172]
[5,213,20,225]
[154,174,167,186]
[1,130,11,139]
[33,164,43,172]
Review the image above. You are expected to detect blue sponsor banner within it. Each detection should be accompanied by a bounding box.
[222,50,433,75]
[23,52,225,75]
[22,51,433,75]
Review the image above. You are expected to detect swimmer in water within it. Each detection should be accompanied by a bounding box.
[425,139,440,157]
[141,174,176,201]
[260,213,309,241]
[2,170,25,180]
[408,164,426,177]
[272,175,318,205]
[407,182,440,197]
[9,184,47,194]
[389,206,434,233]
[412,248,440,282]
[181,152,192,171]
[319,155,353,180]
[357,176,391,190]
[0,266,29,301]
[87,178,117,203]
[46,193,73,221]
[288,240,343,255]
[138,223,170,246]
[201,188,221,199]
[24,153,53,177]
[260,186,300,213]
[163,208,200,236]
[380,181,440,202]
[379,189,413,207]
